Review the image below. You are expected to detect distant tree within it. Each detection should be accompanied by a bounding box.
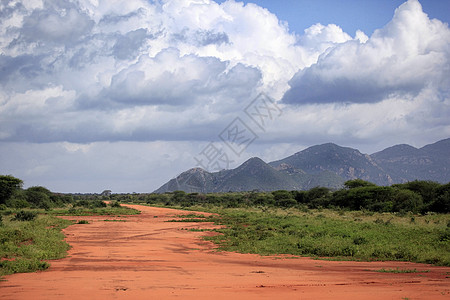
[430,191,450,213]
[0,175,23,205]
[344,179,376,189]
[172,191,186,202]
[331,186,394,212]
[393,180,440,205]
[5,189,30,208]
[100,190,112,199]
[291,191,307,204]
[392,189,423,213]
[429,183,450,213]
[272,190,296,207]
[25,186,52,208]
[272,190,292,201]
[303,187,332,209]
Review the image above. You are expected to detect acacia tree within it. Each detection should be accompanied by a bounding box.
[344,179,376,189]
[0,175,23,205]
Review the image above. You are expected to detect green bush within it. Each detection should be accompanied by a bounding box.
[92,200,107,208]
[392,189,423,213]
[0,259,50,275]
[0,214,72,277]
[272,190,296,207]
[110,201,121,208]
[13,210,37,222]
[74,200,90,207]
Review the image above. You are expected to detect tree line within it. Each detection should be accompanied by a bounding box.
[0,175,72,209]
[1,174,449,214]
[111,179,449,214]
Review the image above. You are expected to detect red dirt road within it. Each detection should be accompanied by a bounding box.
[1,205,449,299]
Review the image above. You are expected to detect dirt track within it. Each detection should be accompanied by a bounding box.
[1,204,449,299]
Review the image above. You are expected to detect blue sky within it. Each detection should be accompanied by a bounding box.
[217,0,450,35]
[0,0,449,193]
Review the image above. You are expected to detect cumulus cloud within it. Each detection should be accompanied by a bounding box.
[282,0,450,104]
[20,1,94,44]
[1,0,305,144]
[0,0,449,192]
[103,48,261,107]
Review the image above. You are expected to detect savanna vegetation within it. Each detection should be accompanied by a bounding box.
[1,174,449,277]
[201,208,449,266]
[0,175,139,277]
[114,179,450,266]
[112,179,450,214]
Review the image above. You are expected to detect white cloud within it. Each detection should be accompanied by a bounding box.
[283,0,450,104]
[0,0,449,192]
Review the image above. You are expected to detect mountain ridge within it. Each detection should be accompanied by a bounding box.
[154,138,450,193]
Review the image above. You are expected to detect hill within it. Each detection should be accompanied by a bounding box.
[154,157,344,193]
[154,138,450,193]
[371,138,450,183]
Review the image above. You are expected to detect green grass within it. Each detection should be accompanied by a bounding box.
[50,206,140,216]
[177,213,207,218]
[166,213,214,223]
[375,268,429,273]
[196,207,450,266]
[0,205,140,278]
[166,218,213,222]
[0,214,72,277]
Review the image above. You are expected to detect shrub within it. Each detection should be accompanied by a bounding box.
[13,210,37,221]
[74,200,90,207]
[110,201,121,208]
[272,190,296,208]
[91,200,107,208]
[68,207,77,214]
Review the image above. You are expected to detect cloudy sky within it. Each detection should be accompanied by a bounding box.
[1,0,449,193]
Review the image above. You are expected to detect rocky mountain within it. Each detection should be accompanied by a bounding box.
[371,138,450,184]
[154,138,450,193]
[269,143,392,186]
[155,157,344,193]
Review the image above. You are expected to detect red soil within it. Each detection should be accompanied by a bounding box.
[1,205,449,299]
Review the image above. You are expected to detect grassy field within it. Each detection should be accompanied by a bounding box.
[173,206,450,266]
[0,205,140,277]
[0,214,72,277]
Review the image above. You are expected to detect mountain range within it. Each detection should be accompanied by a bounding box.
[154,138,450,193]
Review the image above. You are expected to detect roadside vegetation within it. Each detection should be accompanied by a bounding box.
[112,179,449,214]
[1,174,449,278]
[201,208,449,266]
[0,175,139,277]
[114,178,449,266]
[0,214,72,277]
